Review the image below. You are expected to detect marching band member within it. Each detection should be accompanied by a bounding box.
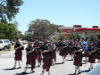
[59,41,68,63]
[73,41,83,74]
[87,42,96,70]
[24,40,36,73]
[40,39,52,75]
[14,37,24,69]
[34,40,42,67]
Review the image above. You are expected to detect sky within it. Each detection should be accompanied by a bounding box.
[15,0,100,34]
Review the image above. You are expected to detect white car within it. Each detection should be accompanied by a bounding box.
[0,40,5,50]
[0,39,11,50]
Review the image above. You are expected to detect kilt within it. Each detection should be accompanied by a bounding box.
[88,55,95,63]
[14,51,22,61]
[36,52,42,63]
[96,55,100,59]
[59,49,67,57]
[26,53,36,69]
[74,60,82,66]
[42,56,52,71]
[52,49,56,61]
[74,55,82,66]
[68,48,73,55]
[83,52,89,57]
[95,49,100,59]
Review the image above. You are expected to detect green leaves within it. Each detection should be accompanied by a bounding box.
[58,34,67,40]
[0,0,23,22]
[0,22,18,40]
[27,19,58,40]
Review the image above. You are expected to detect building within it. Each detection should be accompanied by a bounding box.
[74,25,100,39]
[59,26,73,38]
[59,25,100,39]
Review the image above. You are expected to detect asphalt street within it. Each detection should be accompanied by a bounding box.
[0,50,99,75]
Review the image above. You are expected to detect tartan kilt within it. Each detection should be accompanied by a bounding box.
[88,55,95,63]
[14,51,22,61]
[26,53,36,68]
[36,52,42,63]
[68,49,73,55]
[95,48,100,59]
[73,60,82,66]
[73,56,82,66]
[95,55,100,59]
[83,52,89,57]
[95,52,100,59]
[42,56,52,71]
[68,47,73,55]
[52,50,56,59]
[59,49,67,57]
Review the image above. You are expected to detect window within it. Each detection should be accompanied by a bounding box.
[0,40,3,43]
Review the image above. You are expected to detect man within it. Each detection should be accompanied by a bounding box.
[82,39,88,52]
[40,39,52,75]
[50,41,56,65]
[59,41,68,63]
[95,38,100,62]
[87,42,96,70]
[73,41,83,74]
[14,37,24,69]
[81,39,88,63]
[34,40,42,67]
[24,40,36,73]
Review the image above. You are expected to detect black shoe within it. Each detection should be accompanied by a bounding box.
[37,65,40,67]
[17,67,21,69]
[78,71,81,74]
[21,71,27,74]
[62,62,64,64]
[12,67,16,69]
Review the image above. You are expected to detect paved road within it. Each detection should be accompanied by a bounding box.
[0,50,99,75]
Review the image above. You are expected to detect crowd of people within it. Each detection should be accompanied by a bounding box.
[13,37,100,75]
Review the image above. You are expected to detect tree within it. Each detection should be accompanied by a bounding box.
[27,19,58,40]
[0,22,18,40]
[0,0,23,22]
[70,32,81,40]
[58,34,67,40]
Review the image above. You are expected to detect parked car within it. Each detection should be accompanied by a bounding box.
[0,40,5,50]
[0,39,12,50]
[10,41,15,45]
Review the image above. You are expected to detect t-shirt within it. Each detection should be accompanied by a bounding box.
[26,44,33,52]
[40,43,52,58]
[14,41,23,51]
